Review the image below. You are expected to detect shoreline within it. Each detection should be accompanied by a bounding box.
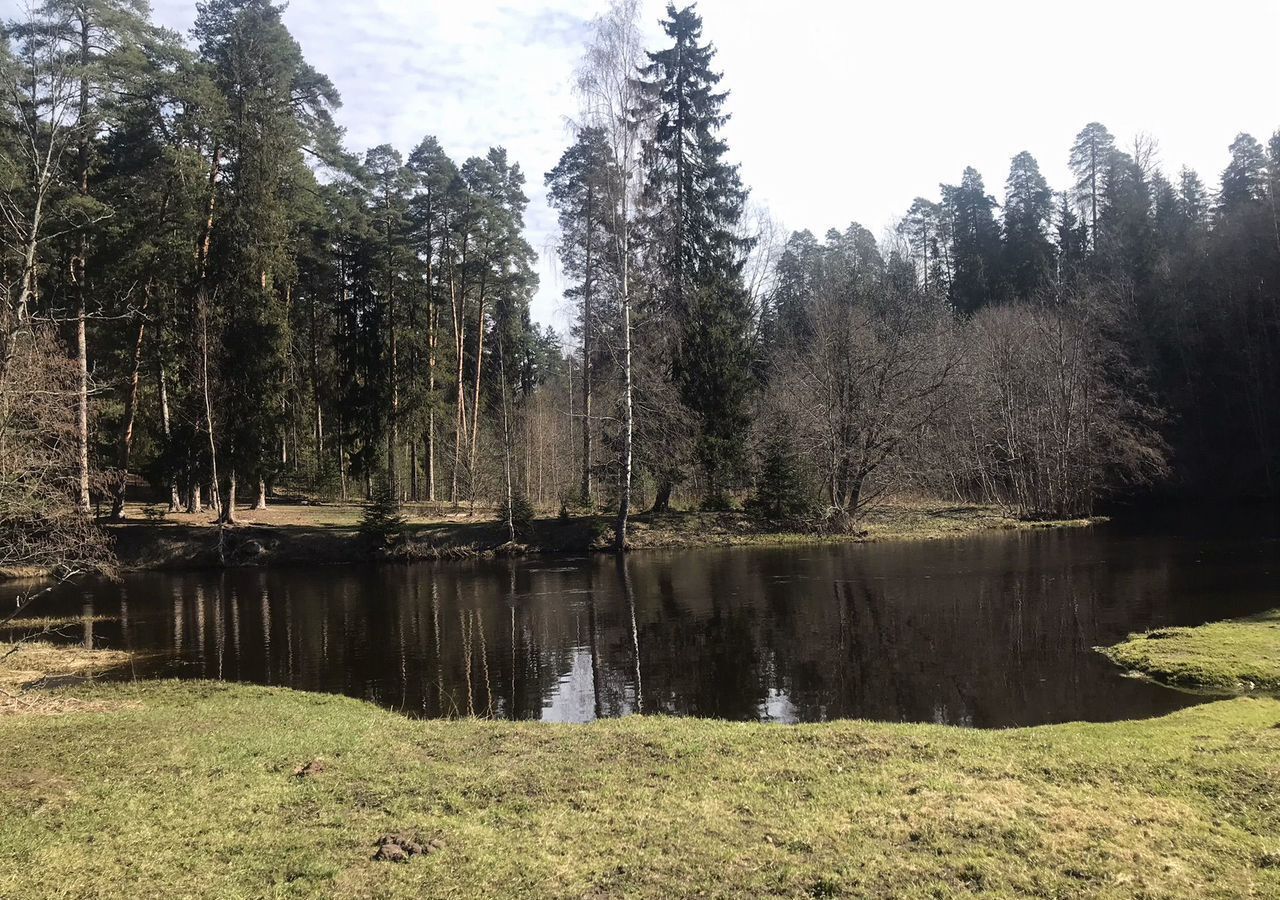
[96,499,1102,575]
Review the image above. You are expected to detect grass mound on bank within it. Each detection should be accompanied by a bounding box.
[0,680,1277,898]
[1102,609,1280,693]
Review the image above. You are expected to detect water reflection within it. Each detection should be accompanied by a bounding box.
[16,524,1278,726]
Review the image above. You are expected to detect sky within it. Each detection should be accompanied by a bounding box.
[132,0,1280,331]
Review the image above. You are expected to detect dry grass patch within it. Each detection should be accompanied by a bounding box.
[0,641,134,716]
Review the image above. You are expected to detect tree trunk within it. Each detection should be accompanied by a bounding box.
[109,295,149,519]
[197,146,221,279]
[449,268,467,505]
[468,289,486,501]
[72,17,92,514]
[409,439,418,501]
[426,415,435,503]
[426,237,437,502]
[309,289,323,482]
[581,186,594,507]
[73,283,90,513]
[218,473,237,524]
[252,478,267,510]
[337,436,347,501]
[387,276,399,497]
[200,299,221,517]
[651,480,672,514]
[614,244,633,549]
[158,357,180,510]
[499,347,515,544]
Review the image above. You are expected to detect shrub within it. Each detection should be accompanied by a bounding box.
[360,478,407,550]
[501,494,536,540]
[749,432,817,527]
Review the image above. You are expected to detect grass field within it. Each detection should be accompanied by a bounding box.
[0,678,1275,898]
[1,604,1278,898]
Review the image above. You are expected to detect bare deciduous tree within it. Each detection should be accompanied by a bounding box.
[772,289,959,525]
[943,288,1166,518]
[575,0,645,549]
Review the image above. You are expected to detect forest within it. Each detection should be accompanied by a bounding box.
[2,0,1278,566]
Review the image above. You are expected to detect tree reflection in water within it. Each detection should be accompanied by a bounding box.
[22,525,1280,726]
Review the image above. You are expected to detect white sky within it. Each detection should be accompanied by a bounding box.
[107,1,1280,330]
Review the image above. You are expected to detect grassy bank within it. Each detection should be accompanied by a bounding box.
[0,679,1275,898]
[1102,608,1280,693]
[0,641,133,716]
[104,497,1098,571]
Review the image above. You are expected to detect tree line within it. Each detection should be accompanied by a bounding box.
[1,0,1277,566]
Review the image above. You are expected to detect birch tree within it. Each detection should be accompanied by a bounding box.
[575,0,644,547]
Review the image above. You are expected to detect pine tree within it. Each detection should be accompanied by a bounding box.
[546,126,620,506]
[766,229,820,344]
[1001,151,1054,301]
[1220,132,1268,211]
[92,28,212,517]
[898,198,945,296]
[363,144,416,498]
[1069,122,1117,252]
[406,135,458,503]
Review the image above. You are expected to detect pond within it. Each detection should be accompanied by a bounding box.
[15,514,1279,726]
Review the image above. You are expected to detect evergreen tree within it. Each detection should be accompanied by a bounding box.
[1219,132,1268,211]
[1001,151,1054,301]
[943,166,1001,314]
[1068,121,1117,252]
[546,126,620,504]
[1097,149,1155,282]
[1177,167,1210,230]
[363,144,416,497]
[91,27,213,516]
[766,229,820,344]
[1054,191,1087,283]
[898,197,946,296]
[406,135,458,503]
[750,429,815,525]
[194,0,339,521]
[639,2,754,503]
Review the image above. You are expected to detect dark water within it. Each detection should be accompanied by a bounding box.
[13,518,1280,726]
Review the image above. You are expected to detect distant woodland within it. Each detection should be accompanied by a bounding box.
[2,0,1279,565]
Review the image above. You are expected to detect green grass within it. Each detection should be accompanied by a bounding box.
[1102,609,1280,693]
[0,680,1277,898]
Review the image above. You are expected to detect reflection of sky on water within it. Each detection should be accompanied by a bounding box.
[541,647,597,723]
